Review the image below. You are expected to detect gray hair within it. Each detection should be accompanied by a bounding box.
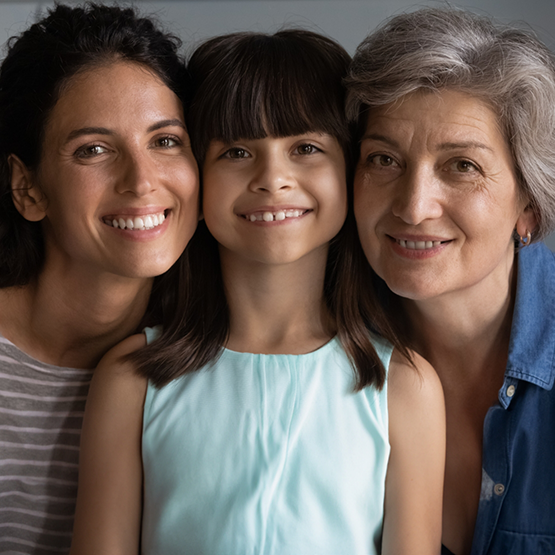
[346,7,555,241]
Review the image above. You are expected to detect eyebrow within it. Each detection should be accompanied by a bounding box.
[64,119,186,144]
[147,119,186,133]
[361,133,493,153]
[65,127,112,143]
[360,133,400,148]
[437,141,493,153]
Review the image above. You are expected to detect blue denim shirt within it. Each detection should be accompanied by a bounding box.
[442,242,555,555]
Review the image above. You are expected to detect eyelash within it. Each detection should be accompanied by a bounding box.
[73,134,182,159]
[218,147,248,161]
[295,143,321,155]
[74,144,107,159]
[153,135,181,149]
[450,159,480,173]
[365,153,399,168]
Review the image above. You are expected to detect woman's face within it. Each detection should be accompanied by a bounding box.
[354,89,535,302]
[30,61,199,279]
[202,133,347,267]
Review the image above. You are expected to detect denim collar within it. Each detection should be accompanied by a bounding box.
[506,243,555,390]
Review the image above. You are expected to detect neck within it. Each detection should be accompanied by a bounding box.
[220,245,333,354]
[0,264,153,369]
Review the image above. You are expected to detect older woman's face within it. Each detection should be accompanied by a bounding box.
[354,89,533,302]
[30,61,199,280]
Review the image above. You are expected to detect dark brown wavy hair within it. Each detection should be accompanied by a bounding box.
[0,2,192,328]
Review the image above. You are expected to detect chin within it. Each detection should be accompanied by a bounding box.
[379,272,443,302]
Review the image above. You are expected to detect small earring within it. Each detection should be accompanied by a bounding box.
[519,229,532,246]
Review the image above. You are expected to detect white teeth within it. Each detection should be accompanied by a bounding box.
[105,212,166,231]
[246,209,306,222]
[399,239,442,250]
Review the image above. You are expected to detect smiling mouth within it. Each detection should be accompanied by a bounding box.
[103,210,167,231]
[396,239,447,250]
[241,209,311,222]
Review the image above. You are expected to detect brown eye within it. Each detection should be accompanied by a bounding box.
[368,154,398,167]
[296,144,319,155]
[155,136,179,148]
[453,160,478,173]
[74,144,108,158]
[225,148,248,159]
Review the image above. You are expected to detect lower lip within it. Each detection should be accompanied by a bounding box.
[103,214,170,242]
[389,237,450,260]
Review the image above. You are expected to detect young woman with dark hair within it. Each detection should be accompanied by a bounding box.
[0,4,199,552]
[71,30,444,555]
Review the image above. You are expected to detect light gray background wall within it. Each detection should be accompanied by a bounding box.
[1,0,554,250]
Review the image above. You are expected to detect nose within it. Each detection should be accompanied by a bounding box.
[249,152,295,194]
[391,165,442,225]
[115,149,158,197]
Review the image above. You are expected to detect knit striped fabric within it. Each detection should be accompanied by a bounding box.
[0,335,92,554]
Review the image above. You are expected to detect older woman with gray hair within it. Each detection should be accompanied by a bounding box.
[346,7,555,555]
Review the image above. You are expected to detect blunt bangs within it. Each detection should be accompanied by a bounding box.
[187,30,351,166]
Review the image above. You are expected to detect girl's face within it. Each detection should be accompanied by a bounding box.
[354,89,535,303]
[202,133,347,267]
[28,61,199,280]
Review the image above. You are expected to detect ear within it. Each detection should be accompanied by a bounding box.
[515,204,538,241]
[9,154,48,222]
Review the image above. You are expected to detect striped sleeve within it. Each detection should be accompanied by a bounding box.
[0,336,92,555]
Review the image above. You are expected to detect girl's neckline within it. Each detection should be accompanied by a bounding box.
[222,335,338,358]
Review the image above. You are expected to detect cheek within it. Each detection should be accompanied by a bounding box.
[353,181,379,234]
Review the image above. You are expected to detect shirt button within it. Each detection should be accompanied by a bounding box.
[506,385,515,397]
[494,483,505,496]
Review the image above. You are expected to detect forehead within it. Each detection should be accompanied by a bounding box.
[44,61,182,141]
[364,89,507,150]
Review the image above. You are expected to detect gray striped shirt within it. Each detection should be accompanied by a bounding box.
[0,335,92,554]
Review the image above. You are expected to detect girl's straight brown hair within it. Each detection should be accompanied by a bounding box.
[130,29,411,390]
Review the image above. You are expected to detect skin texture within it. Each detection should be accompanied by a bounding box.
[0,61,199,369]
[71,133,445,555]
[354,89,537,555]
[202,133,347,354]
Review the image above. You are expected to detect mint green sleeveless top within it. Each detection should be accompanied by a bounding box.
[141,330,392,555]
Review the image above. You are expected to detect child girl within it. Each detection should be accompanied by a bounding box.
[70,30,445,555]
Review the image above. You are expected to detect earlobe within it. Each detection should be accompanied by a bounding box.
[515,205,538,245]
[9,154,48,222]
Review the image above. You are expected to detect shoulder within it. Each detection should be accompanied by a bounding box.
[98,332,147,365]
[382,348,445,553]
[387,349,445,443]
[90,333,149,406]
[388,348,443,406]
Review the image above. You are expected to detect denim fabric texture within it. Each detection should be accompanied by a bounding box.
[465,242,555,555]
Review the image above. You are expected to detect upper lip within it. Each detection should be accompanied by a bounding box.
[237,205,311,217]
[387,233,451,243]
[101,206,169,219]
